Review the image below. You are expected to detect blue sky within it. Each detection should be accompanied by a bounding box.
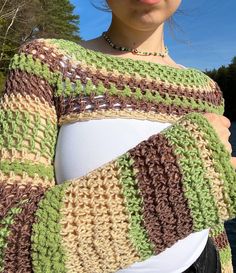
[70,0,236,71]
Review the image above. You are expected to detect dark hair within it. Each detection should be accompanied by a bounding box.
[90,0,110,12]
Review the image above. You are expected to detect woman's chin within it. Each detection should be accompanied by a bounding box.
[129,16,165,31]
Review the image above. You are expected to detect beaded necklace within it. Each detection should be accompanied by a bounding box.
[102,31,169,58]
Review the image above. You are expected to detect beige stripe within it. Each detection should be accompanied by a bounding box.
[59,110,181,126]
[60,162,140,273]
[1,124,53,162]
[181,120,230,220]
[1,93,57,160]
[1,92,57,125]
[222,261,234,273]
[0,171,54,188]
[43,39,214,93]
[0,148,51,165]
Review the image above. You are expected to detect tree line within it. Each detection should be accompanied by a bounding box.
[205,57,236,121]
[0,0,80,90]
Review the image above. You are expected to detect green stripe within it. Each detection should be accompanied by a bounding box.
[116,154,155,260]
[218,247,232,268]
[209,222,225,237]
[47,38,212,88]
[209,223,232,266]
[9,53,60,86]
[163,123,219,231]
[31,183,68,273]
[0,160,54,180]
[0,200,28,272]
[184,113,236,217]
[0,109,57,159]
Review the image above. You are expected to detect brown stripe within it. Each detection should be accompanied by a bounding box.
[0,181,45,272]
[212,230,230,250]
[129,134,193,253]
[55,93,204,122]
[20,38,63,73]
[20,39,223,106]
[4,69,55,108]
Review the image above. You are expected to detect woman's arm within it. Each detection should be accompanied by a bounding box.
[0,39,235,273]
[0,40,59,272]
[32,111,235,273]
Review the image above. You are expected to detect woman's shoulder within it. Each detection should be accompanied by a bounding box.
[14,38,91,73]
[19,37,85,57]
[14,37,91,76]
[17,37,221,92]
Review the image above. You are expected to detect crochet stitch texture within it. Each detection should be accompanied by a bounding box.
[0,38,235,273]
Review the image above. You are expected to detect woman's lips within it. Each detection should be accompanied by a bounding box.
[138,0,162,4]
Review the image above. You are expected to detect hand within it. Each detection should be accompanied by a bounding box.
[203,113,236,169]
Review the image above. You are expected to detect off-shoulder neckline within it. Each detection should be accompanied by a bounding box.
[75,41,193,72]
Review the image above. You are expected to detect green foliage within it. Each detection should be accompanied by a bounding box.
[205,57,236,121]
[37,0,80,41]
[0,72,6,95]
[231,56,236,65]
[0,0,81,76]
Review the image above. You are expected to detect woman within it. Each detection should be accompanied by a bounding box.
[0,0,235,272]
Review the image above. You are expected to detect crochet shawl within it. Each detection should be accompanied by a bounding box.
[0,38,235,273]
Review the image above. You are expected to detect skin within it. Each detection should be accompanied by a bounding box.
[203,113,236,168]
[80,0,182,68]
[80,0,236,168]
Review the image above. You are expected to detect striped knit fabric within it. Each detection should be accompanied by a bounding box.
[0,38,235,273]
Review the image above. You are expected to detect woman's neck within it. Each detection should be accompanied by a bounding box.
[79,15,183,69]
[106,15,165,53]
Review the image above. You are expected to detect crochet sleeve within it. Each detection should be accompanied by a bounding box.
[33,113,235,273]
[0,41,59,271]
[0,40,235,273]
